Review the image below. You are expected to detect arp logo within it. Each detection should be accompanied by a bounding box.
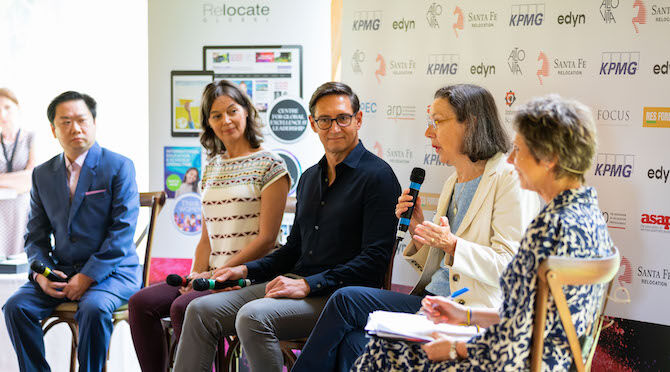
[351,49,365,74]
[632,0,647,33]
[536,51,549,85]
[508,47,525,75]
[509,3,545,26]
[352,10,382,31]
[375,53,386,84]
[593,153,634,178]
[453,6,464,37]
[426,54,459,75]
[600,0,619,24]
[599,52,639,75]
[426,2,443,28]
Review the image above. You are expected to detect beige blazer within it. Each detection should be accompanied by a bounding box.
[403,152,541,309]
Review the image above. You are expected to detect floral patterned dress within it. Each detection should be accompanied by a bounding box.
[353,187,613,372]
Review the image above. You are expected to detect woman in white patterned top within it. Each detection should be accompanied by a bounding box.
[129,80,289,372]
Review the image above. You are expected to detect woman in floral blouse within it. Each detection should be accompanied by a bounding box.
[353,94,613,371]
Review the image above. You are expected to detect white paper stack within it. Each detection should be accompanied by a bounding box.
[364,310,483,343]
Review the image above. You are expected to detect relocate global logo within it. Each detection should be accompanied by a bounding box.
[201,2,270,22]
[643,107,670,128]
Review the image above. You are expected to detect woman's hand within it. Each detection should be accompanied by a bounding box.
[421,295,467,325]
[395,188,424,235]
[421,333,454,362]
[178,270,213,295]
[413,216,457,255]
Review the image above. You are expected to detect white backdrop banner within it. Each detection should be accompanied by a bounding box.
[342,0,670,326]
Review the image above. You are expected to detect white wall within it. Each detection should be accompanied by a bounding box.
[0,0,148,190]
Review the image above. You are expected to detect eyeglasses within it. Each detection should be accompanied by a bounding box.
[426,120,438,130]
[314,113,355,130]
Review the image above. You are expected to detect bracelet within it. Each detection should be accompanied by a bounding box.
[466,307,471,326]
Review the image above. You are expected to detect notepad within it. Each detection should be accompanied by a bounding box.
[364,310,484,343]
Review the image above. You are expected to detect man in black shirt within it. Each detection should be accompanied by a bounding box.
[173,82,401,372]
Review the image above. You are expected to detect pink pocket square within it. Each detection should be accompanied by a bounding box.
[85,189,106,196]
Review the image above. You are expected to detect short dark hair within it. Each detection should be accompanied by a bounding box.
[308,82,360,117]
[200,80,263,157]
[434,84,510,162]
[47,91,97,126]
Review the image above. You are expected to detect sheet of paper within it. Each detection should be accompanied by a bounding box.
[365,310,483,343]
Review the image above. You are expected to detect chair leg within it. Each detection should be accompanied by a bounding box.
[69,322,79,372]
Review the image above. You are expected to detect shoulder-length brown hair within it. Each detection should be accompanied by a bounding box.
[200,80,263,157]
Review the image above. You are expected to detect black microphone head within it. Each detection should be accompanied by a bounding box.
[30,261,45,274]
[192,278,209,291]
[410,167,426,184]
[166,274,184,287]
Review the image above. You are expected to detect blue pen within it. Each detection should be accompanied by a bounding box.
[449,287,469,299]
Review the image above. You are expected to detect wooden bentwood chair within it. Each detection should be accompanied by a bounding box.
[41,191,166,372]
[530,246,620,372]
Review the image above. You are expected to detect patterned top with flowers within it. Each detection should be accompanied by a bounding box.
[353,186,613,372]
[201,150,288,270]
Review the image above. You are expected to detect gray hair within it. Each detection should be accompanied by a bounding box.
[513,94,597,183]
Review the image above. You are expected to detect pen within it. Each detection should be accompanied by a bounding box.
[449,287,469,299]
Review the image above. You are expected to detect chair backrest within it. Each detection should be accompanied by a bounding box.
[530,246,620,372]
[135,191,166,288]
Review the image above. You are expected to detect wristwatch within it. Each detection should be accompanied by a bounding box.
[449,341,457,360]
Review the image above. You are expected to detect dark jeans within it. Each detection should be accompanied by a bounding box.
[291,286,424,372]
[128,282,210,372]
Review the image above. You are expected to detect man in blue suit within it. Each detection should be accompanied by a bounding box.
[3,91,141,372]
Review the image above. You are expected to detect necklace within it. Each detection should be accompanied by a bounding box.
[452,183,463,215]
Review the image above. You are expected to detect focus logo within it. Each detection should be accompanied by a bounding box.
[453,6,464,37]
[375,54,386,84]
[643,107,670,128]
[426,2,443,28]
[509,3,545,27]
[599,52,639,75]
[640,213,670,233]
[508,47,526,75]
[351,49,365,74]
[632,0,647,33]
[596,108,631,126]
[352,10,382,31]
[426,54,459,75]
[600,0,619,23]
[593,153,634,178]
[537,51,549,85]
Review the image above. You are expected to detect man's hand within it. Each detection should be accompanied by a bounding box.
[211,265,247,293]
[179,271,212,295]
[422,332,455,362]
[35,270,68,298]
[264,276,310,299]
[63,273,94,301]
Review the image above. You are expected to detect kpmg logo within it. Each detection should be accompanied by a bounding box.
[426,2,443,28]
[602,210,627,230]
[536,51,549,85]
[647,166,670,183]
[352,10,382,31]
[640,213,670,233]
[508,47,526,75]
[596,108,631,126]
[643,107,670,128]
[593,153,634,178]
[375,54,386,84]
[553,56,587,76]
[599,52,639,76]
[470,62,495,77]
[557,11,586,27]
[632,0,647,33]
[453,6,464,37]
[386,104,416,121]
[505,91,516,107]
[351,49,365,74]
[426,54,459,75]
[424,145,447,167]
[201,2,270,22]
[600,0,619,23]
[467,9,498,28]
[509,3,545,27]
[392,18,416,31]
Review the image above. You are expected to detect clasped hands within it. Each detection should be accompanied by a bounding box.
[210,266,310,298]
[419,295,469,362]
[35,270,94,301]
[395,189,457,255]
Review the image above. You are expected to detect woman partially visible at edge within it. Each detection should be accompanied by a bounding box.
[128,80,290,372]
[353,94,613,371]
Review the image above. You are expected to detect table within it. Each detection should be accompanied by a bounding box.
[0,273,141,372]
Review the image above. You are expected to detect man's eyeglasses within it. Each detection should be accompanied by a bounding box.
[314,113,355,130]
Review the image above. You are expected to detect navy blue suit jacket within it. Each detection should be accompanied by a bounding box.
[25,142,141,300]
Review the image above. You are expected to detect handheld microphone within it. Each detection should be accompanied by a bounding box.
[30,261,68,282]
[192,278,252,291]
[166,274,191,287]
[397,167,426,240]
